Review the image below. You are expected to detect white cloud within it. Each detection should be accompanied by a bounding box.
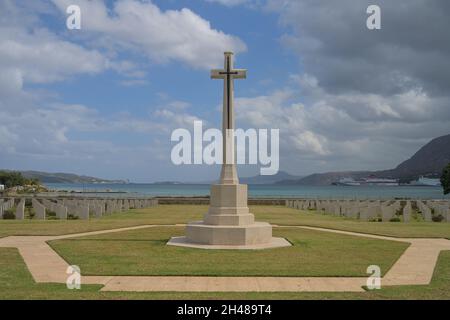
[266,0,450,96]
[0,126,19,153]
[0,27,109,85]
[51,0,247,69]
[249,0,450,174]
[292,131,329,156]
[232,73,450,174]
[154,101,207,133]
[0,0,234,181]
[0,97,205,167]
[0,68,23,96]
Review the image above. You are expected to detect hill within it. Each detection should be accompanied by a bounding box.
[14,171,126,184]
[278,134,450,185]
[240,171,302,184]
[379,134,450,180]
[278,171,371,186]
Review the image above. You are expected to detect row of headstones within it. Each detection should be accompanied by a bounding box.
[416,200,433,222]
[404,200,450,222]
[1,198,158,220]
[35,198,158,220]
[286,199,399,221]
[286,199,450,223]
[0,198,17,219]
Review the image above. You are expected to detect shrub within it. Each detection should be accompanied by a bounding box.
[2,208,16,219]
[46,210,56,217]
[389,217,401,222]
[432,214,445,222]
[26,207,35,219]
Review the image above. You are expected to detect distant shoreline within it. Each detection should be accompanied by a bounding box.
[35,182,449,200]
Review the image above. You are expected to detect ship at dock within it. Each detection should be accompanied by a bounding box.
[335,177,399,186]
[409,176,441,187]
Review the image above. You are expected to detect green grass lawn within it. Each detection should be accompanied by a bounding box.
[1,247,449,300]
[49,227,408,277]
[1,205,449,239]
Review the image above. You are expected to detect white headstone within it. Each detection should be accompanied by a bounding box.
[32,199,46,220]
[15,199,25,220]
[403,201,411,223]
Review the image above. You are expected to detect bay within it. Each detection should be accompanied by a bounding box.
[44,183,449,200]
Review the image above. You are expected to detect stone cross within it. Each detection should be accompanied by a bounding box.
[211,52,247,184]
[167,52,290,249]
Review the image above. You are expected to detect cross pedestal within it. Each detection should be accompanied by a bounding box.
[168,52,291,249]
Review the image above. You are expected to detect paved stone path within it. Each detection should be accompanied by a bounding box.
[1,225,449,292]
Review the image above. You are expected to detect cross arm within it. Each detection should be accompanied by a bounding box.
[233,69,247,79]
[211,69,225,79]
[211,69,247,79]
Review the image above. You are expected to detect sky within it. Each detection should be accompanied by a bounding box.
[1,0,450,182]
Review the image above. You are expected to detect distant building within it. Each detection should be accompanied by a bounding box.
[0,184,5,191]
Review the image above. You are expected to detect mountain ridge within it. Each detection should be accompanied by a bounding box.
[277,134,450,186]
[0,170,127,184]
[240,171,302,184]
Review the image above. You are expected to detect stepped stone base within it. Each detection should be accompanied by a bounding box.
[168,234,291,250]
[188,221,272,245]
[167,183,291,250]
[167,221,291,249]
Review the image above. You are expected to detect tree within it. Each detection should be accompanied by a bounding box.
[0,171,26,188]
[441,163,450,195]
[25,178,40,186]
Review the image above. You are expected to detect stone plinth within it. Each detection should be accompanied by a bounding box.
[168,183,291,249]
[205,184,254,226]
[185,221,272,245]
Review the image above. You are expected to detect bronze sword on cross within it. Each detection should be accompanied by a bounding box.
[211,52,247,131]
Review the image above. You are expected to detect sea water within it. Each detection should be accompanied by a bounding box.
[44,183,449,200]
